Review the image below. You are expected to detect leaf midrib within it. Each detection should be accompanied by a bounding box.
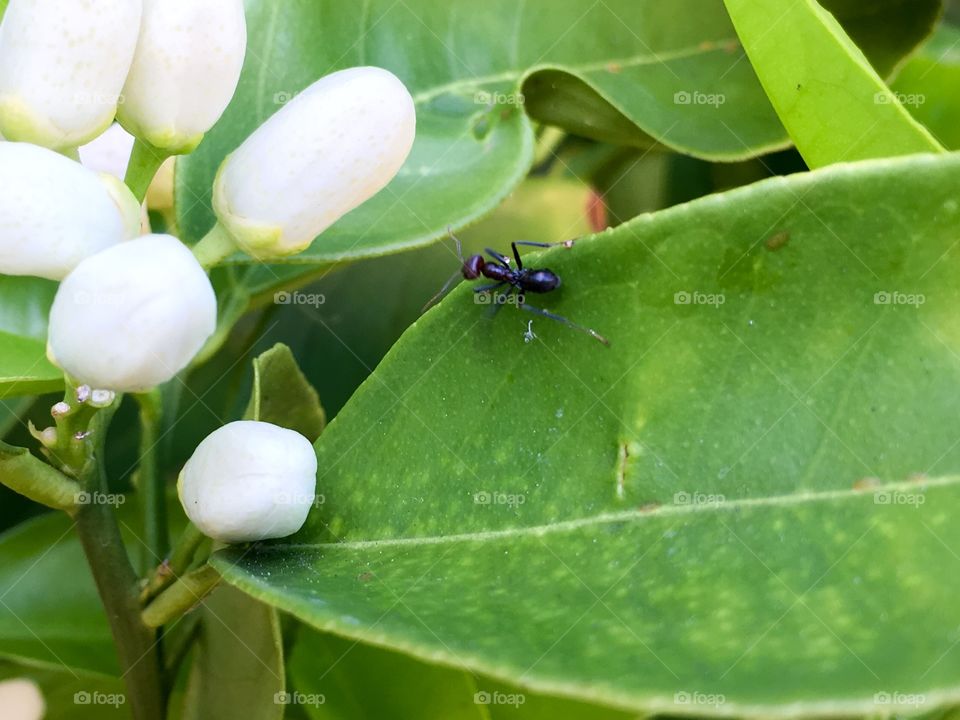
[255,474,955,552]
[410,38,740,104]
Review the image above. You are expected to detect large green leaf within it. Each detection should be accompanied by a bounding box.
[289,627,636,719]
[0,278,62,398]
[724,0,943,167]
[176,0,937,267]
[0,513,116,678]
[216,152,960,714]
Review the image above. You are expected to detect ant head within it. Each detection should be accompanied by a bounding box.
[462,254,484,279]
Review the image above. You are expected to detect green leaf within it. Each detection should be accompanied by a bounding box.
[177,0,937,268]
[0,441,80,511]
[0,513,117,678]
[288,629,483,720]
[0,497,183,679]
[289,626,644,719]
[892,22,960,151]
[180,585,284,720]
[223,481,960,716]
[0,277,62,398]
[243,343,325,440]
[723,0,943,167]
[215,152,960,714]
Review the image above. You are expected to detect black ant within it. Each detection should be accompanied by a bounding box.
[425,229,609,345]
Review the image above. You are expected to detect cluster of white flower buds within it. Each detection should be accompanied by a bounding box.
[0,0,416,540]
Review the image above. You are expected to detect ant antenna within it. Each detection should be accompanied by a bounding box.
[447,225,465,262]
[421,226,467,313]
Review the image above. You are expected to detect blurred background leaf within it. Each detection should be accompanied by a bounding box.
[893,21,960,150]
[0,277,62,399]
[177,0,937,268]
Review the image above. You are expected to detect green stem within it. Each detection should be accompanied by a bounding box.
[125,139,170,204]
[75,431,165,720]
[142,564,221,628]
[192,223,238,269]
[135,390,166,572]
[139,522,208,604]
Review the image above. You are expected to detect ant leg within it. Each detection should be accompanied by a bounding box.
[474,282,506,294]
[512,240,576,250]
[518,302,609,346]
[484,248,512,267]
[510,239,576,269]
[422,269,462,312]
[511,242,524,270]
[423,229,467,312]
[423,228,470,312]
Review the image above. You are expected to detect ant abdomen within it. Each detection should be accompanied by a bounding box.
[525,269,560,293]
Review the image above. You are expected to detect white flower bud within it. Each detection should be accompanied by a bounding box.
[213,66,416,257]
[0,678,44,720]
[0,0,142,150]
[118,0,247,154]
[177,421,318,543]
[47,234,216,392]
[0,142,140,280]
